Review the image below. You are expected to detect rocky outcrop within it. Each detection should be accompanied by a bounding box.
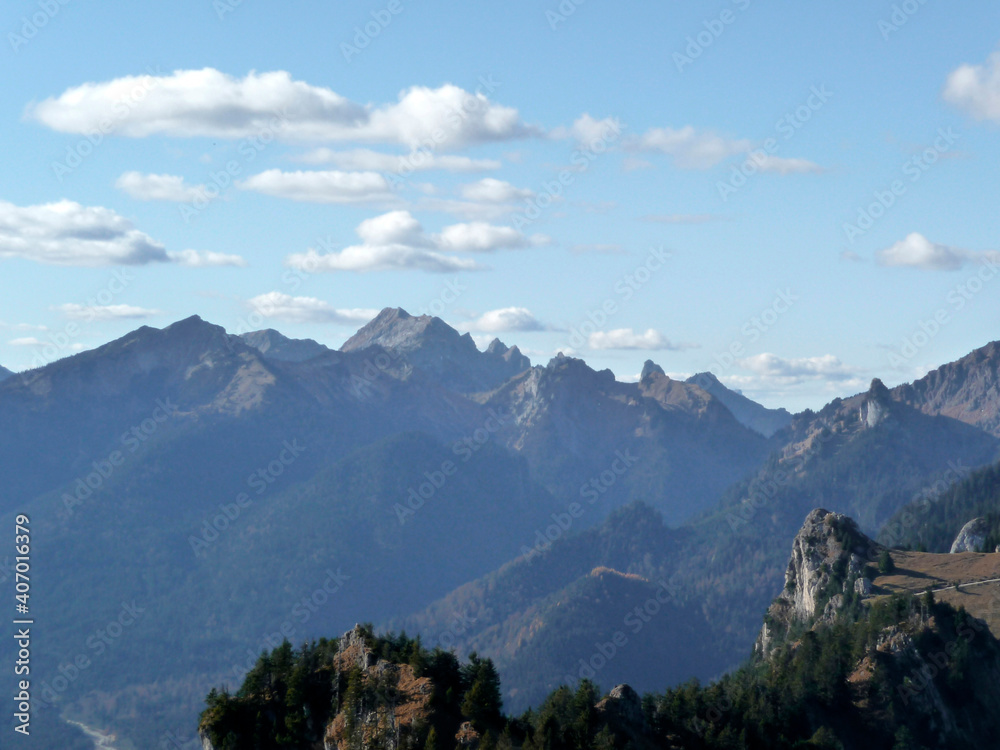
[757,509,875,657]
[325,626,434,750]
[860,378,892,428]
[685,370,792,437]
[950,517,992,553]
[640,360,666,382]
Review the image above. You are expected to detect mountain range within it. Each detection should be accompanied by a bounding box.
[2,310,999,748]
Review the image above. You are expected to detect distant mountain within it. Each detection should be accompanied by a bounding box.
[239,328,331,362]
[8,314,1000,748]
[482,354,769,525]
[0,365,12,382]
[0,312,763,747]
[342,307,531,393]
[395,503,723,712]
[892,340,1000,437]
[685,369,792,437]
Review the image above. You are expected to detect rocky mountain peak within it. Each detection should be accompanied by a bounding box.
[757,509,874,657]
[640,360,666,382]
[341,307,467,355]
[891,339,1000,437]
[239,329,331,363]
[684,371,792,437]
[486,338,509,355]
[0,365,12,382]
[341,307,531,392]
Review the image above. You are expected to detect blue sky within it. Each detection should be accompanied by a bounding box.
[2,0,999,410]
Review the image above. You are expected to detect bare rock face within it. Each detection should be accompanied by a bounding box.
[756,509,875,657]
[340,307,531,393]
[324,626,434,750]
[605,684,643,725]
[860,378,892,429]
[950,517,992,553]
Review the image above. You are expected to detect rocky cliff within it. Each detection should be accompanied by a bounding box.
[756,508,875,657]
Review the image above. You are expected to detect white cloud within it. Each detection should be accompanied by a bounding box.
[238,169,397,205]
[295,148,501,172]
[414,179,536,221]
[55,304,163,320]
[459,178,534,203]
[167,249,248,267]
[629,126,752,169]
[588,328,681,350]
[247,292,378,324]
[464,307,547,332]
[0,199,247,268]
[738,353,857,382]
[8,337,85,352]
[874,232,998,271]
[286,210,545,273]
[552,114,623,145]
[28,70,537,149]
[0,199,169,266]
[944,51,1000,122]
[749,154,824,175]
[116,172,205,202]
[436,222,548,253]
